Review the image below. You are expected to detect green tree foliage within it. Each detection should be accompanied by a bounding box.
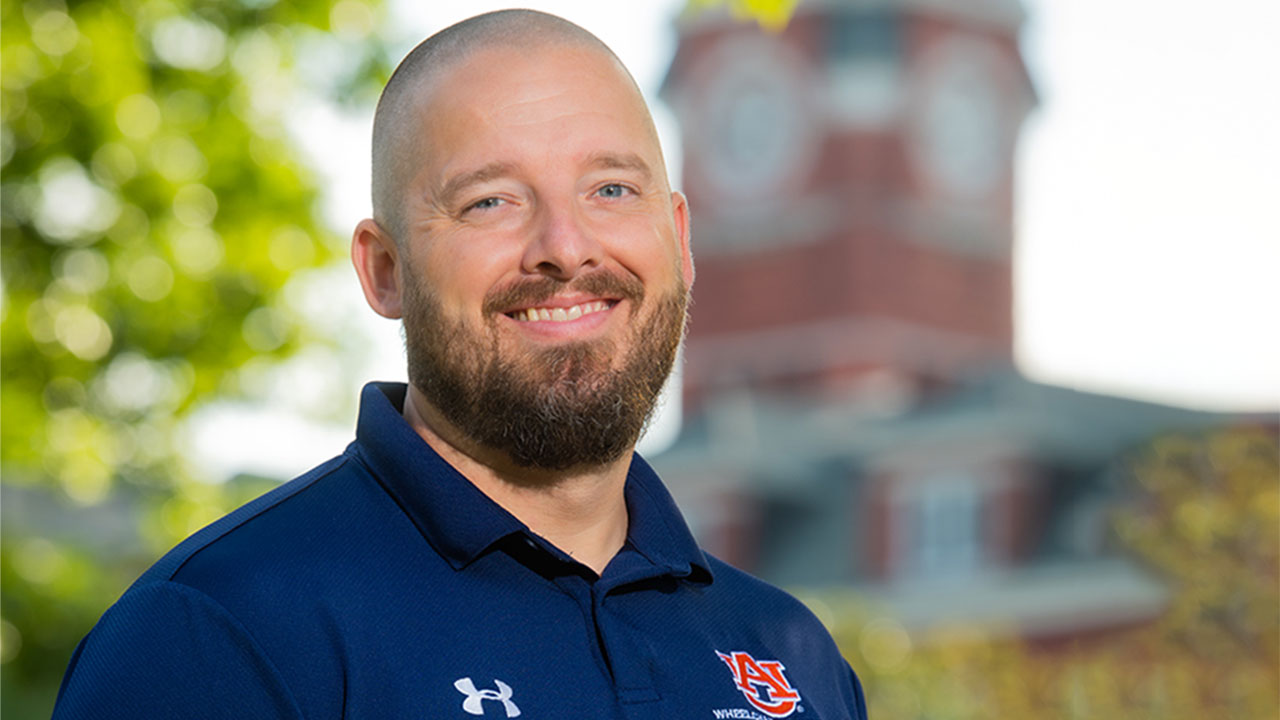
[808,425,1278,719]
[0,0,390,715]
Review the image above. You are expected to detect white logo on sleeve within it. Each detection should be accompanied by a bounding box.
[454,677,521,717]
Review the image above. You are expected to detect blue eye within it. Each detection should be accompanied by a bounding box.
[597,184,630,199]
[467,197,505,212]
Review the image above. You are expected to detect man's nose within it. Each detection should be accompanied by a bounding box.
[521,198,604,280]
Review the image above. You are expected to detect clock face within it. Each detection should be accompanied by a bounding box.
[908,37,1012,200]
[685,35,818,202]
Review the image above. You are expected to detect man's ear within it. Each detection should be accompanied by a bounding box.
[671,190,694,290]
[351,218,404,319]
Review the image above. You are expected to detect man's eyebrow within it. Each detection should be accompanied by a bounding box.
[436,162,518,208]
[586,152,653,182]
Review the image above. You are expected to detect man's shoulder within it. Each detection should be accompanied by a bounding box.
[700,554,840,641]
[129,449,417,602]
[58,450,427,720]
[134,454,352,584]
[703,555,813,609]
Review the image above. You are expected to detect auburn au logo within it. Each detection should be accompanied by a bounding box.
[716,651,802,718]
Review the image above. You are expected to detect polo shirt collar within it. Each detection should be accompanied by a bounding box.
[619,453,712,582]
[350,382,712,583]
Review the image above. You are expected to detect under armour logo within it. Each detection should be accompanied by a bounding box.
[454,677,521,717]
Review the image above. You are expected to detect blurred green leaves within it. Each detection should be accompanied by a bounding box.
[0,0,390,715]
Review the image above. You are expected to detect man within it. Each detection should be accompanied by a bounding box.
[54,10,868,719]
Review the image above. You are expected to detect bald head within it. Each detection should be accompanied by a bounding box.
[371,10,656,243]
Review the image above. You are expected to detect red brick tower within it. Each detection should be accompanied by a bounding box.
[661,0,1036,411]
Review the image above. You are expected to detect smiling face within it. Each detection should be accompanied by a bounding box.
[354,40,693,471]
[405,42,690,355]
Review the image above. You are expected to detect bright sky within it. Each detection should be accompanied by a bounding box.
[190,0,1280,481]
[1016,0,1279,412]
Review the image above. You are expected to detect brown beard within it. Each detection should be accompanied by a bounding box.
[402,266,688,472]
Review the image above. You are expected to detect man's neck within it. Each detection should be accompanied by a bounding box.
[401,384,630,575]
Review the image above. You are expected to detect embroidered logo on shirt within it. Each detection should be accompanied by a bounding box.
[716,651,802,718]
[454,677,521,717]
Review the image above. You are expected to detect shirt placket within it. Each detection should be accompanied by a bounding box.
[591,585,662,715]
[540,544,672,718]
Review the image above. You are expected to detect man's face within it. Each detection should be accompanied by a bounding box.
[394,43,692,470]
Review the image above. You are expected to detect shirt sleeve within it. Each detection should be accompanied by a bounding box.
[849,661,870,719]
[52,581,304,720]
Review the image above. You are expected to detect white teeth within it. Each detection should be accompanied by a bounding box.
[511,301,610,323]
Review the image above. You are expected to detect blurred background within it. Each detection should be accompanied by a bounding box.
[2,0,1277,717]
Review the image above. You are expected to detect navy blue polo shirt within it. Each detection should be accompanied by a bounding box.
[54,382,867,720]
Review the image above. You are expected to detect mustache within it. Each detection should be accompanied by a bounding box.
[482,269,645,316]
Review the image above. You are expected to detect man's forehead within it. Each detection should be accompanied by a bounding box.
[408,43,664,173]
[413,41,641,116]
